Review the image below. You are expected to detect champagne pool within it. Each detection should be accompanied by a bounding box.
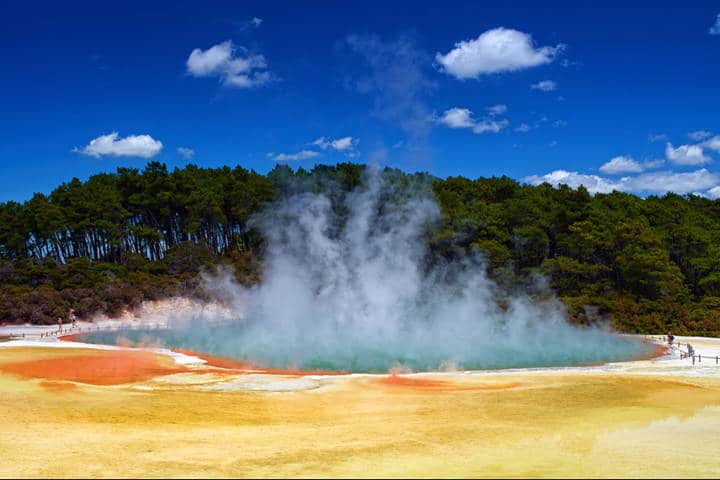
[75,321,656,373]
[70,173,655,374]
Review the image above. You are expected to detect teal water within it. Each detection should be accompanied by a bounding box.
[77,323,654,373]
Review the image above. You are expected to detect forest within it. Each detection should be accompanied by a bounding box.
[1,161,719,336]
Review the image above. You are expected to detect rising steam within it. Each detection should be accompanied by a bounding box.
[87,168,651,372]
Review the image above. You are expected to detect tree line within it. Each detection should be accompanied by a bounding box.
[1,161,719,336]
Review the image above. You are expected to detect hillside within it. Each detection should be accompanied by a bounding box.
[2,161,719,336]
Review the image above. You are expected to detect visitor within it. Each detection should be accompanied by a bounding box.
[667,332,675,346]
[69,308,76,328]
[57,317,63,332]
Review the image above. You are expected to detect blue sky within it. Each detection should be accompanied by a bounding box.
[1,0,720,201]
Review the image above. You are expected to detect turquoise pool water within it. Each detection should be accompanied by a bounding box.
[77,322,654,373]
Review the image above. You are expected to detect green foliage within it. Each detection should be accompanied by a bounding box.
[1,161,720,336]
[430,176,720,336]
[163,242,217,275]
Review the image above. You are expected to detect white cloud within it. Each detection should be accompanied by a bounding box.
[665,142,711,165]
[525,168,719,195]
[187,41,240,76]
[600,156,643,174]
[710,14,720,35]
[237,17,263,31]
[177,147,195,159]
[270,150,319,162]
[330,137,354,151]
[531,80,557,91]
[702,135,720,152]
[515,123,531,133]
[486,104,508,116]
[525,170,617,194]
[706,186,720,199]
[435,27,562,79]
[186,40,271,89]
[312,136,358,154]
[438,108,475,128]
[74,132,162,158]
[437,107,507,134]
[643,158,665,169]
[689,130,713,141]
[623,169,719,194]
[473,119,508,134]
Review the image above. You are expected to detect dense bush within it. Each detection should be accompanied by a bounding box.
[1,161,720,336]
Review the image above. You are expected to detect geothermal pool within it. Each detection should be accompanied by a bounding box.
[75,172,656,373]
[77,323,655,373]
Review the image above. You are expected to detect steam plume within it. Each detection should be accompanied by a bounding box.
[93,168,650,372]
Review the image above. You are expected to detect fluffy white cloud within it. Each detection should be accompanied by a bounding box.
[515,123,531,133]
[525,170,617,194]
[531,80,557,91]
[623,169,719,194]
[438,108,475,128]
[710,14,720,35]
[706,186,720,199]
[486,104,508,116]
[665,142,710,165]
[186,40,271,89]
[435,28,562,79]
[525,168,719,195]
[599,156,643,174]
[271,150,319,162]
[438,107,507,134]
[312,136,357,152]
[702,135,720,152]
[177,147,195,159]
[187,41,241,76]
[74,132,162,158]
[689,130,713,141]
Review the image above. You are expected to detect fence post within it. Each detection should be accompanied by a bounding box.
[693,355,696,365]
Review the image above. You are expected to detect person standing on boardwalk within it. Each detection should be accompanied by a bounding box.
[68,308,76,328]
[57,316,63,332]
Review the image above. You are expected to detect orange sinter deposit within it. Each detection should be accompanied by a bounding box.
[0,349,187,385]
[2,342,720,477]
[376,373,524,391]
[639,339,671,360]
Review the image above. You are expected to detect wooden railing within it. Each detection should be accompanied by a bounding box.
[647,335,719,365]
[11,322,169,340]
